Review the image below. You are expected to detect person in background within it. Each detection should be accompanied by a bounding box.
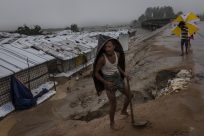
[178,21,189,56]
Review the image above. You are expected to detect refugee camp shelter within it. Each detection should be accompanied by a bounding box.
[30,34,97,75]
[0,44,54,107]
[0,30,129,78]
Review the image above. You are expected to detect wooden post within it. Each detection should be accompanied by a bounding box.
[53,74,57,91]
[27,58,31,90]
[47,62,56,91]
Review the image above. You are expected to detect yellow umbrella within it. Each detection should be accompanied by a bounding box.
[172,12,199,37]
[186,12,200,22]
[174,12,199,23]
[174,15,185,23]
[186,23,199,35]
[171,26,181,37]
[171,23,198,37]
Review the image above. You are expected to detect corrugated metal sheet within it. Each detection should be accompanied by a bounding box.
[0,44,54,78]
[0,30,128,76]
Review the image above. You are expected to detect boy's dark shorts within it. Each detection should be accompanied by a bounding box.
[181,39,188,48]
[103,72,125,91]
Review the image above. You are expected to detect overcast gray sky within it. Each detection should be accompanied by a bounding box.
[0,0,203,31]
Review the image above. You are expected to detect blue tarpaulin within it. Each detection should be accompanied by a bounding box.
[10,76,48,110]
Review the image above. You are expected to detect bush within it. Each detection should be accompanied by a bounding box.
[15,25,43,35]
[70,24,79,32]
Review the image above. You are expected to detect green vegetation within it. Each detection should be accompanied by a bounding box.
[70,24,79,32]
[138,6,181,23]
[15,25,43,35]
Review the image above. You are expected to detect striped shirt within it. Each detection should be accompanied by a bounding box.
[181,27,188,40]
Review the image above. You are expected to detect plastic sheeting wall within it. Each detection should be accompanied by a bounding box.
[0,63,49,106]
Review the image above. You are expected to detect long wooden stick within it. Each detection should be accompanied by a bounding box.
[126,78,135,123]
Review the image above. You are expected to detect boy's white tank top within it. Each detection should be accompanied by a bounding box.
[101,52,119,75]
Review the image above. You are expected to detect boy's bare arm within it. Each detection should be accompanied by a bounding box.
[116,52,125,76]
[95,56,106,84]
[117,52,130,79]
[118,66,125,76]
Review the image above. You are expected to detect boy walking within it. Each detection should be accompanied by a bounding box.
[178,21,189,56]
[93,35,131,130]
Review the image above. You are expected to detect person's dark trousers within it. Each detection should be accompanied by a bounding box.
[181,39,189,55]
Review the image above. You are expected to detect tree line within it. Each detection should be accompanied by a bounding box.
[15,24,80,35]
[138,6,182,23]
[15,25,43,35]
